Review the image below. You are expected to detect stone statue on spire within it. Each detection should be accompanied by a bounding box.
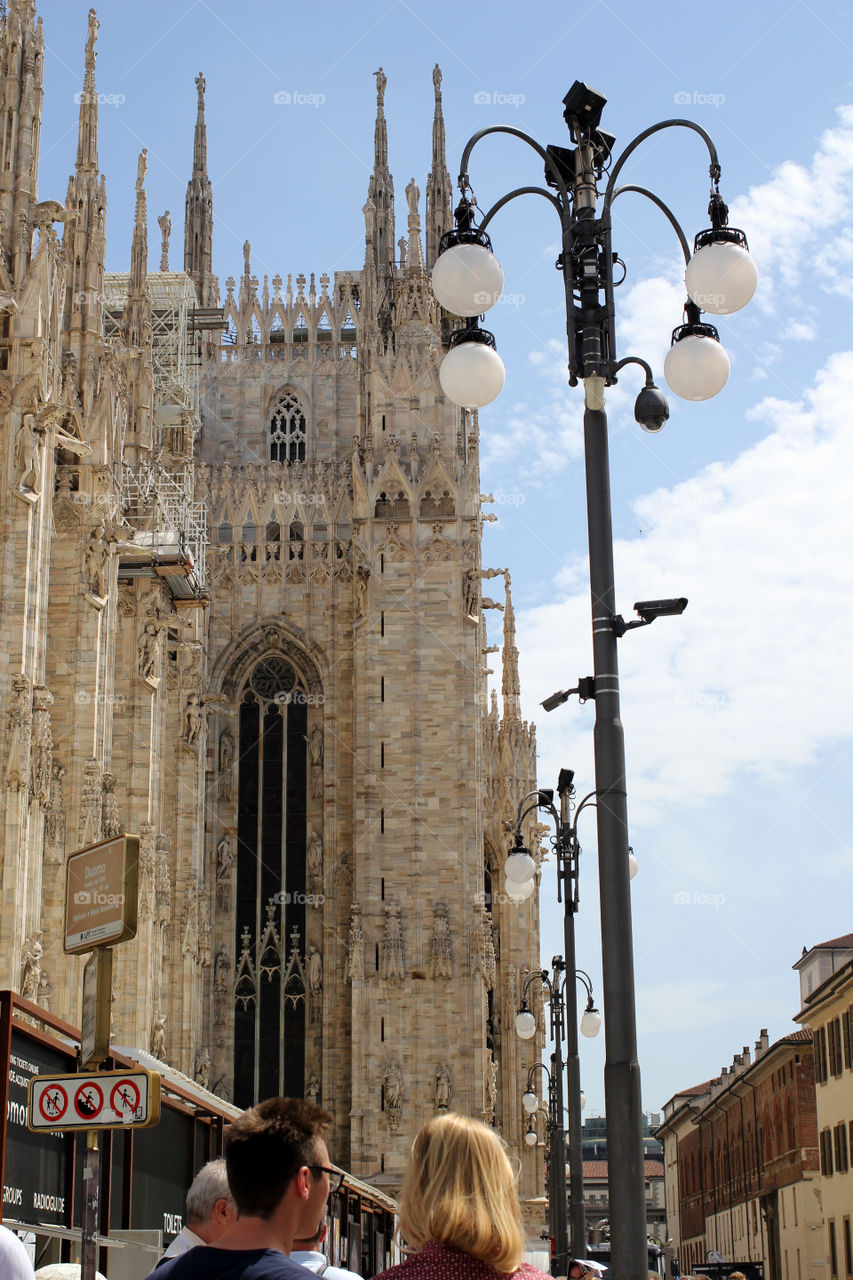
[136,148,148,192]
[196,71,206,103]
[85,8,99,64]
[374,67,386,106]
[158,210,171,271]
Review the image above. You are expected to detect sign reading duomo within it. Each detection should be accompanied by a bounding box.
[0,0,542,1196]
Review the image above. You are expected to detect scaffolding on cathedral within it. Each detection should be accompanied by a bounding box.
[104,271,210,600]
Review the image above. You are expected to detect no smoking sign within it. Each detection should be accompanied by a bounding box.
[28,1069,160,1131]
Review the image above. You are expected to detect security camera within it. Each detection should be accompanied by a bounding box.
[634,384,670,433]
[634,598,688,621]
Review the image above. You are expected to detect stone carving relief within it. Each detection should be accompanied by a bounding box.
[472,903,497,992]
[215,835,234,911]
[434,1063,452,1112]
[30,685,53,807]
[155,834,172,929]
[182,889,198,961]
[44,763,67,863]
[198,889,212,967]
[137,623,160,682]
[194,1049,211,1090]
[429,901,453,979]
[307,944,322,1023]
[345,901,364,982]
[307,724,323,798]
[20,931,43,1001]
[383,1059,404,1132]
[14,410,43,493]
[307,827,323,888]
[184,693,203,746]
[83,522,109,599]
[382,904,405,982]
[306,1072,320,1104]
[150,1012,167,1061]
[4,674,31,792]
[218,729,234,800]
[485,1049,498,1123]
[138,823,156,918]
[101,771,121,838]
[214,944,231,1022]
[79,757,103,847]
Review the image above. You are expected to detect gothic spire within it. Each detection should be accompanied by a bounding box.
[184,71,214,305]
[129,149,148,299]
[501,572,521,722]
[62,6,106,381]
[366,67,395,299]
[425,64,452,269]
[75,8,99,173]
[0,0,45,269]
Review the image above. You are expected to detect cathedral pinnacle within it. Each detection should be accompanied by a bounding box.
[501,571,522,722]
[75,8,99,173]
[367,67,395,297]
[425,64,452,269]
[184,70,214,305]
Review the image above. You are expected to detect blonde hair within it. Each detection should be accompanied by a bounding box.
[397,1113,524,1275]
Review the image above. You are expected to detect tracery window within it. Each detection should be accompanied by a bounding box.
[233,655,315,1107]
[270,391,306,463]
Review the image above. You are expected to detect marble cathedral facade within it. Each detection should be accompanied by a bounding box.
[0,1,545,1198]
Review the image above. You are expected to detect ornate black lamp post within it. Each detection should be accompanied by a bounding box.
[432,82,757,1280]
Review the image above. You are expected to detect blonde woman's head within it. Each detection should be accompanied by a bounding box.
[398,1113,523,1275]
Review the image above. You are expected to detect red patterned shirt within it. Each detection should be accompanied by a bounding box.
[375,1240,552,1280]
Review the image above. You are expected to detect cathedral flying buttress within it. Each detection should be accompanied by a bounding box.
[0,0,543,1208]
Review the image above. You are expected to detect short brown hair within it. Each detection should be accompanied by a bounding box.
[225,1097,332,1220]
[398,1113,523,1274]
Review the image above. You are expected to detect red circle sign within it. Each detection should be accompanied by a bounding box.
[74,1080,103,1120]
[38,1084,68,1122]
[110,1078,141,1115]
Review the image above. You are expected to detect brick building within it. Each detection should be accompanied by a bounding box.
[795,937,853,1280]
[658,1028,821,1280]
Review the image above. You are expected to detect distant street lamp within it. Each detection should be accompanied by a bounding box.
[516,957,600,1267]
[432,80,756,1280]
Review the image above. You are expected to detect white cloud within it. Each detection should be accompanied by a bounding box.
[516,350,853,824]
[729,105,853,309]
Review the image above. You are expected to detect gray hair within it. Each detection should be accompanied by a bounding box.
[185,1159,234,1225]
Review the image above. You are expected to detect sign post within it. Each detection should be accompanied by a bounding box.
[61,835,143,1280]
[80,1132,99,1280]
[81,948,112,1070]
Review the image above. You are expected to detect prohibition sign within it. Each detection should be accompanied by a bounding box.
[38,1083,68,1123]
[110,1078,141,1116]
[74,1079,103,1120]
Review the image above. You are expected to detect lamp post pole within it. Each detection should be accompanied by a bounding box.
[432,82,757,1280]
[518,962,569,1275]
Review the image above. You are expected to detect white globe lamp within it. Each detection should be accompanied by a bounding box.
[581,1003,602,1038]
[515,1008,537,1040]
[439,331,506,409]
[686,239,758,315]
[504,847,535,884]
[664,307,729,401]
[431,240,504,317]
[522,1089,539,1114]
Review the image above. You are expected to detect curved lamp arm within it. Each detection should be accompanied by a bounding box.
[603,117,721,212]
[459,124,571,207]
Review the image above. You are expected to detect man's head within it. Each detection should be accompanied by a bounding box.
[225,1096,333,1223]
[185,1159,236,1243]
[293,1216,328,1252]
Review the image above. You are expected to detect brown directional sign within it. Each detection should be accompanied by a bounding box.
[28,1069,160,1131]
[64,835,139,954]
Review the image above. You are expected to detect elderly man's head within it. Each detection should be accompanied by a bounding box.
[185,1159,235,1243]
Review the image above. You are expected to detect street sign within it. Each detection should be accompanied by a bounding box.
[28,1069,160,1131]
[80,948,113,1068]
[64,835,139,954]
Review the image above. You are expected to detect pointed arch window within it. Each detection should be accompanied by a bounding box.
[231,654,322,1107]
[270,391,306,463]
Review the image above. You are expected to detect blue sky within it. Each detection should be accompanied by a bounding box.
[36,0,853,1118]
